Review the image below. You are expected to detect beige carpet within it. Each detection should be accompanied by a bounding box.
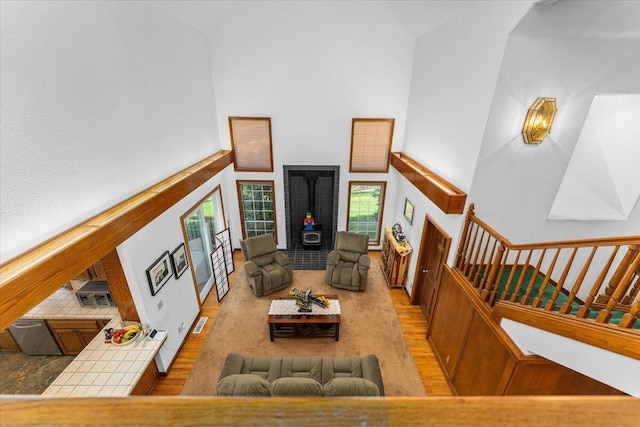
[181,262,425,396]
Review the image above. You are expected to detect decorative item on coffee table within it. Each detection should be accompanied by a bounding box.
[289,287,330,312]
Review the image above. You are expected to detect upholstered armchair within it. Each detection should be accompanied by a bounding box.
[325,231,370,291]
[240,233,293,297]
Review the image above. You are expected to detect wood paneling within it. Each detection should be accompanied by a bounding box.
[390,152,467,214]
[454,312,517,395]
[428,267,475,381]
[2,396,638,427]
[131,362,159,396]
[0,150,231,330]
[505,357,618,396]
[431,267,625,396]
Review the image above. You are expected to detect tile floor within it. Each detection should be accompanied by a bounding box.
[282,241,330,270]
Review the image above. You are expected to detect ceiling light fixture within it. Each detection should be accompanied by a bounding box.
[522,97,557,144]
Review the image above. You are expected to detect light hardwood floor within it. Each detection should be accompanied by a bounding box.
[151,250,452,396]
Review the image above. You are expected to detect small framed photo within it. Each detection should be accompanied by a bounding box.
[146,251,173,296]
[171,243,189,279]
[403,198,414,225]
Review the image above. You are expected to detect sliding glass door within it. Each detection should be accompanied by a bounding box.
[181,186,226,303]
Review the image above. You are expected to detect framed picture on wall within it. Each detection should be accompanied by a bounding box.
[170,243,189,279]
[403,198,414,225]
[146,251,173,296]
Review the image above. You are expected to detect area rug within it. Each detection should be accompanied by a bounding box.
[181,262,425,396]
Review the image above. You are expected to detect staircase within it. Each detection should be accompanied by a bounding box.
[451,204,640,396]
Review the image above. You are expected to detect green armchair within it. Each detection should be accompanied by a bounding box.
[325,231,370,291]
[240,233,293,297]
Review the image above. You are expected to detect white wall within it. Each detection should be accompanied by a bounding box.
[0,1,222,263]
[205,1,415,248]
[393,2,533,295]
[468,1,640,243]
[117,169,232,371]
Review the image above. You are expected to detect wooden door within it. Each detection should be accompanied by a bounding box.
[411,215,451,326]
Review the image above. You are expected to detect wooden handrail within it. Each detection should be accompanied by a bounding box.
[3,396,638,426]
[494,301,640,360]
[455,205,640,331]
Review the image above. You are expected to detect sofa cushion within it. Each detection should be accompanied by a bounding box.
[216,374,271,396]
[270,377,324,396]
[281,357,323,384]
[322,357,363,384]
[323,378,380,397]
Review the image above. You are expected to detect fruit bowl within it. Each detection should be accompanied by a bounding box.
[111,332,140,346]
[110,323,142,346]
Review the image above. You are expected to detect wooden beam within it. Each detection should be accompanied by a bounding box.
[1,396,638,426]
[390,152,467,214]
[0,151,232,330]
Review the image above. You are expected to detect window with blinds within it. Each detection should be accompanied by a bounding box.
[229,117,274,172]
[349,118,395,173]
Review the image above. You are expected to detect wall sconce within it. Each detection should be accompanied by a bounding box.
[522,97,557,144]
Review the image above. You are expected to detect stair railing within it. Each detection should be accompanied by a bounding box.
[454,204,640,330]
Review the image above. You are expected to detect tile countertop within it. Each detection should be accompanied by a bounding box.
[42,315,167,397]
[22,287,118,320]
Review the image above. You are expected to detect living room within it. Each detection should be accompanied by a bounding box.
[1,1,638,424]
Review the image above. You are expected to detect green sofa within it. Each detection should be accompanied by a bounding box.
[216,353,384,397]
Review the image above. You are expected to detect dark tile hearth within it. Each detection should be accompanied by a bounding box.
[0,352,75,395]
[283,241,330,270]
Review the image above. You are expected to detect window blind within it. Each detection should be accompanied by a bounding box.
[350,119,394,173]
[229,117,273,171]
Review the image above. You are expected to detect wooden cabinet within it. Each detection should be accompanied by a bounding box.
[47,319,110,355]
[131,362,159,395]
[380,227,412,288]
[0,329,21,352]
[73,260,107,282]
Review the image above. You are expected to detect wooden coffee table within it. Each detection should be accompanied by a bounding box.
[268,294,341,341]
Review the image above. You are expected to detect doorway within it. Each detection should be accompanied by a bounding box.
[411,215,451,329]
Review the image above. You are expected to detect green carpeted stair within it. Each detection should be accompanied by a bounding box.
[485,266,638,330]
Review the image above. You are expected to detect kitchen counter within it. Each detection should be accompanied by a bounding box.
[42,315,167,397]
[21,287,118,320]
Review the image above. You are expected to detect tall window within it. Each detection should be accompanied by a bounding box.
[229,117,274,171]
[347,181,386,245]
[349,118,395,173]
[237,181,277,241]
[181,186,226,302]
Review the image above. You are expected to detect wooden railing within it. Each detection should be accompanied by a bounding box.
[454,204,640,330]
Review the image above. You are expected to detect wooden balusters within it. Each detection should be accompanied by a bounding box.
[455,203,475,269]
[576,246,620,319]
[545,248,577,312]
[617,301,639,329]
[510,250,533,303]
[451,204,640,330]
[481,243,504,304]
[596,245,639,305]
[488,247,508,306]
[595,254,640,324]
[501,250,521,301]
[520,249,546,306]
[532,248,560,308]
[559,247,598,315]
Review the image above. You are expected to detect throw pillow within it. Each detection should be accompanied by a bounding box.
[216,374,271,397]
[323,377,380,397]
[270,377,324,397]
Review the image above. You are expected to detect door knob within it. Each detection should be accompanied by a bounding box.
[422,269,430,273]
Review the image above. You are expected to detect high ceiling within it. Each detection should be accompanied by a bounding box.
[150,0,479,38]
